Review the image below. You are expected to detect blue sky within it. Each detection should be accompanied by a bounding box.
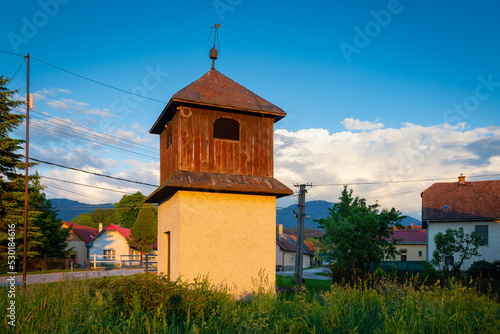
[2,0,500,219]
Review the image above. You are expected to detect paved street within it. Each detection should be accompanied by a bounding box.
[2,267,329,286]
[1,268,149,286]
[276,267,330,280]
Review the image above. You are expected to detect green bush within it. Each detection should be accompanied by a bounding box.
[467,260,500,280]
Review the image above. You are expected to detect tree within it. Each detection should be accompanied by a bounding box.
[0,76,70,272]
[71,208,118,228]
[129,204,157,254]
[114,191,148,228]
[317,186,405,281]
[0,75,41,270]
[29,175,70,259]
[431,227,481,277]
[71,212,94,227]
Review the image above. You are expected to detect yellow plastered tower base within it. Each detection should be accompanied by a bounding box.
[157,191,276,297]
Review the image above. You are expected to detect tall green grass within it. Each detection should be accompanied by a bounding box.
[1,273,499,333]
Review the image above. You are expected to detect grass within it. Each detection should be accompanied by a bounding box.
[1,273,499,333]
[276,275,332,292]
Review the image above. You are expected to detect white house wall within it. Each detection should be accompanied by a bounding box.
[89,231,132,262]
[427,220,500,270]
[66,231,88,260]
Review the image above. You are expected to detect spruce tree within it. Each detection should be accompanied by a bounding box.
[0,76,69,272]
[130,203,157,254]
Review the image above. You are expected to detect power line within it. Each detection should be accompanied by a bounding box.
[28,157,159,187]
[40,175,134,194]
[44,181,114,203]
[314,174,500,187]
[0,50,24,57]
[28,109,158,154]
[15,108,159,160]
[28,120,159,161]
[30,56,168,104]
[6,57,26,86]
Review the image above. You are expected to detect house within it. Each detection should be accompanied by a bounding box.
[86,223,157,265]
[422,175,500,270]
[276,224,315,271]
[61,221,99,261]
[390,228,426,262]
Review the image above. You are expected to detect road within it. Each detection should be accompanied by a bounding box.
[276,267,330,280]
[1,268,150,286]
[2,267,329,286]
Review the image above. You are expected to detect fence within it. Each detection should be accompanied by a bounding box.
[28,258,91,272]
[369,261,426,274]
[89,254,157,270]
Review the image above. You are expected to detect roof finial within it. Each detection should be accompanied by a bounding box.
[208,22,220,70]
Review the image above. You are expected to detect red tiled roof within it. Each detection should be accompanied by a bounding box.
[105,223,132,240]
[422,179,500,221]
[391,229,426,244]
[150,69,286,134]
[62,221,99,244]
[86,224,157,250]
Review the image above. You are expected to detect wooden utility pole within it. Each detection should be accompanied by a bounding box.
[23,53,30,289]
[294,183,311,285]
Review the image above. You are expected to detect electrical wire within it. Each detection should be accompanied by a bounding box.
[314,173,500,187]
[30,56,168,104]
[28,157,159,187]
[15,108,159,160]
[43,181,115,203]
[6,57,26,87]
[28,120,159,161]
[29,109,157,154]
[40,175,134,194]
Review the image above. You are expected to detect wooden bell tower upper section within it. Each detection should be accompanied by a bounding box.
[146,69,292,203]
[151,69,286,182]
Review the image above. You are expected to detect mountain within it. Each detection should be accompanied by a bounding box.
[50,198,114,222]
[276,200,421,229]
[51,198,422,228]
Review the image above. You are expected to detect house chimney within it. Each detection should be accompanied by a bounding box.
[458,174,466,185]
[278,223,283,240]
[99,223,103,232]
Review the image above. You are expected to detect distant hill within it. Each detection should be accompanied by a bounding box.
[277,200,420,229]
[51,198,421,228]
[50,198,114,222]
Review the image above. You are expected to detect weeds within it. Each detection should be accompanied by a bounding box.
[1,273,499,333]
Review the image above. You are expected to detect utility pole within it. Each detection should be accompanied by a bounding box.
[294,183,311,285]
[23,53,30,289]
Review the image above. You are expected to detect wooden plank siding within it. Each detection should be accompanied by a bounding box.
[159,106,274,183]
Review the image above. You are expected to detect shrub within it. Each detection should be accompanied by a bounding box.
[467,260,500,280]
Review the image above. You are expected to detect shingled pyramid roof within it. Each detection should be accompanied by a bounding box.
[150,69,286,134]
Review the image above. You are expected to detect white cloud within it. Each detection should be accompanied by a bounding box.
[341,117,384,131]
[274,124,500,218]
[46,100,69,110]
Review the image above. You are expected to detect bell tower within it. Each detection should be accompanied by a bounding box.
[146,27,292,295]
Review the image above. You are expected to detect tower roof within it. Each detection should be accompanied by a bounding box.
[150,69,286,134]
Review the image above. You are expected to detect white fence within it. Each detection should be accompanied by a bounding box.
[90,254,157,269]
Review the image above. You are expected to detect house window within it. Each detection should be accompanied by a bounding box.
[214,118,239,140]
[400,249,407,254]
[475,225,488,245]
[418,251,423,257]
[103,249,115,260]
